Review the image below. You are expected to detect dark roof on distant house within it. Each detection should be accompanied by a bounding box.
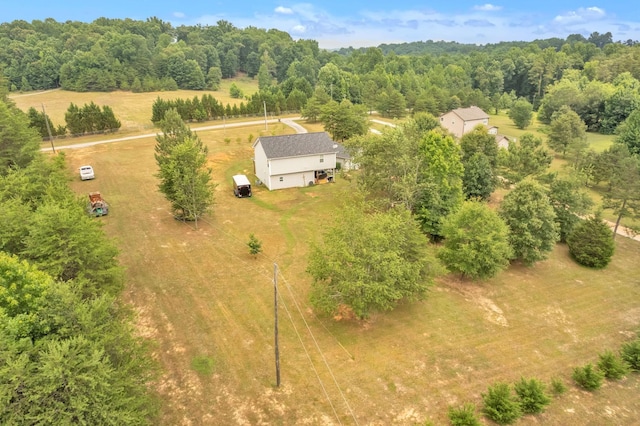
[254,132,338,159]
[448,106,489,121]
[334,143,351,160]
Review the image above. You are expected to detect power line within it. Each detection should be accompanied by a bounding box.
[276,279,343,425]
[164,206,355,423]
[279,273,360,425]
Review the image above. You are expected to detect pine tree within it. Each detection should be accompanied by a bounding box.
[154,110,216,227]
[247,234,263,257]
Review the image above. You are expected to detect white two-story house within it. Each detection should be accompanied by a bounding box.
[253,132,339,190]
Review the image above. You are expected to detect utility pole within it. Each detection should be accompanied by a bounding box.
[273,263,280,387]
[41,103,55,153]
[263,101,268,131]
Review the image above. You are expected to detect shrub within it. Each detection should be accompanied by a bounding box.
[550,377,567,396]
[229,83,243,99]
[482,382,522,425]
[572,363,604,390]
[566,216,615,268]
[448,403,481,426]
[190,355,215,376]
[513,377,551,414]
[620,338,640,371]
[597,349,630,379]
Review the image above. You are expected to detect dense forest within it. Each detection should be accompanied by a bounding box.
[2,18,640,135]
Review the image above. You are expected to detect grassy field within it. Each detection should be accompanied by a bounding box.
[10,90,640,424]
[488,111,615,152]
[9,78,255,135]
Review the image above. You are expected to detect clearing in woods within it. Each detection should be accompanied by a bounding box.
[11,89,640,425]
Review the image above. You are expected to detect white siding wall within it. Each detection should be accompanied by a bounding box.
[440,111,464,138]
[253,142,270,189]
[268,172,312,190]
[254,140,338,190]
[441,113,489,138]
[270,153,336,175]
[462,119,488,135]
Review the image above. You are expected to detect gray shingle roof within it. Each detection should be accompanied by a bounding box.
[334,143,351,160]
[451,106,489,121]
[255,132,338,159]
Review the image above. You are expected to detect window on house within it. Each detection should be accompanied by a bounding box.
[320,155,324,163]
[279,177,283,182]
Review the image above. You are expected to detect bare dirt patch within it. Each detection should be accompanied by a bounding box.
[442,278,509,327]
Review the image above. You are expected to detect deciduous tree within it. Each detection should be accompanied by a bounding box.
[500,180,559,265]
[462,152,496,200]
[615,108,640,155]
[0,100,41,174]
[0,253,157,424]
[438,201,512,279]
[508,98,533,129]
[319,99,368,141]
[498,133,552,183]
[547,105,587,158]
[307,204,435,319]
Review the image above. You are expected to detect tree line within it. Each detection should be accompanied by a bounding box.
[2,18,640,130]
[0,80,157,423]
[27,101,121,138]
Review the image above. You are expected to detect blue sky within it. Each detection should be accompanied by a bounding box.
[2,1,640,49]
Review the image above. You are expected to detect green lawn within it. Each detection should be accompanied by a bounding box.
[489,111,615,153]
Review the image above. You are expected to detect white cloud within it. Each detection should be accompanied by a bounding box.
[186,3,640,50]
[474,4,502,12]
[291,24,306,34]
[173,12,186,19]
[275,6,294,15]
[553,7,606,24]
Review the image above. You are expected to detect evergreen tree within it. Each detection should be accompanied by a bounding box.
[481,382,522,425]
[498,133,552,183]
[547,174,593,242]
[154,111,216,227]
[247,234,263,257]
[567,214,615,268]
[513,377,551,414]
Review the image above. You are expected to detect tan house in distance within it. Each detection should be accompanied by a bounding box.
[439,106,489,138]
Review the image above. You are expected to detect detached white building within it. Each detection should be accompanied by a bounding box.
[253,132,345,191]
